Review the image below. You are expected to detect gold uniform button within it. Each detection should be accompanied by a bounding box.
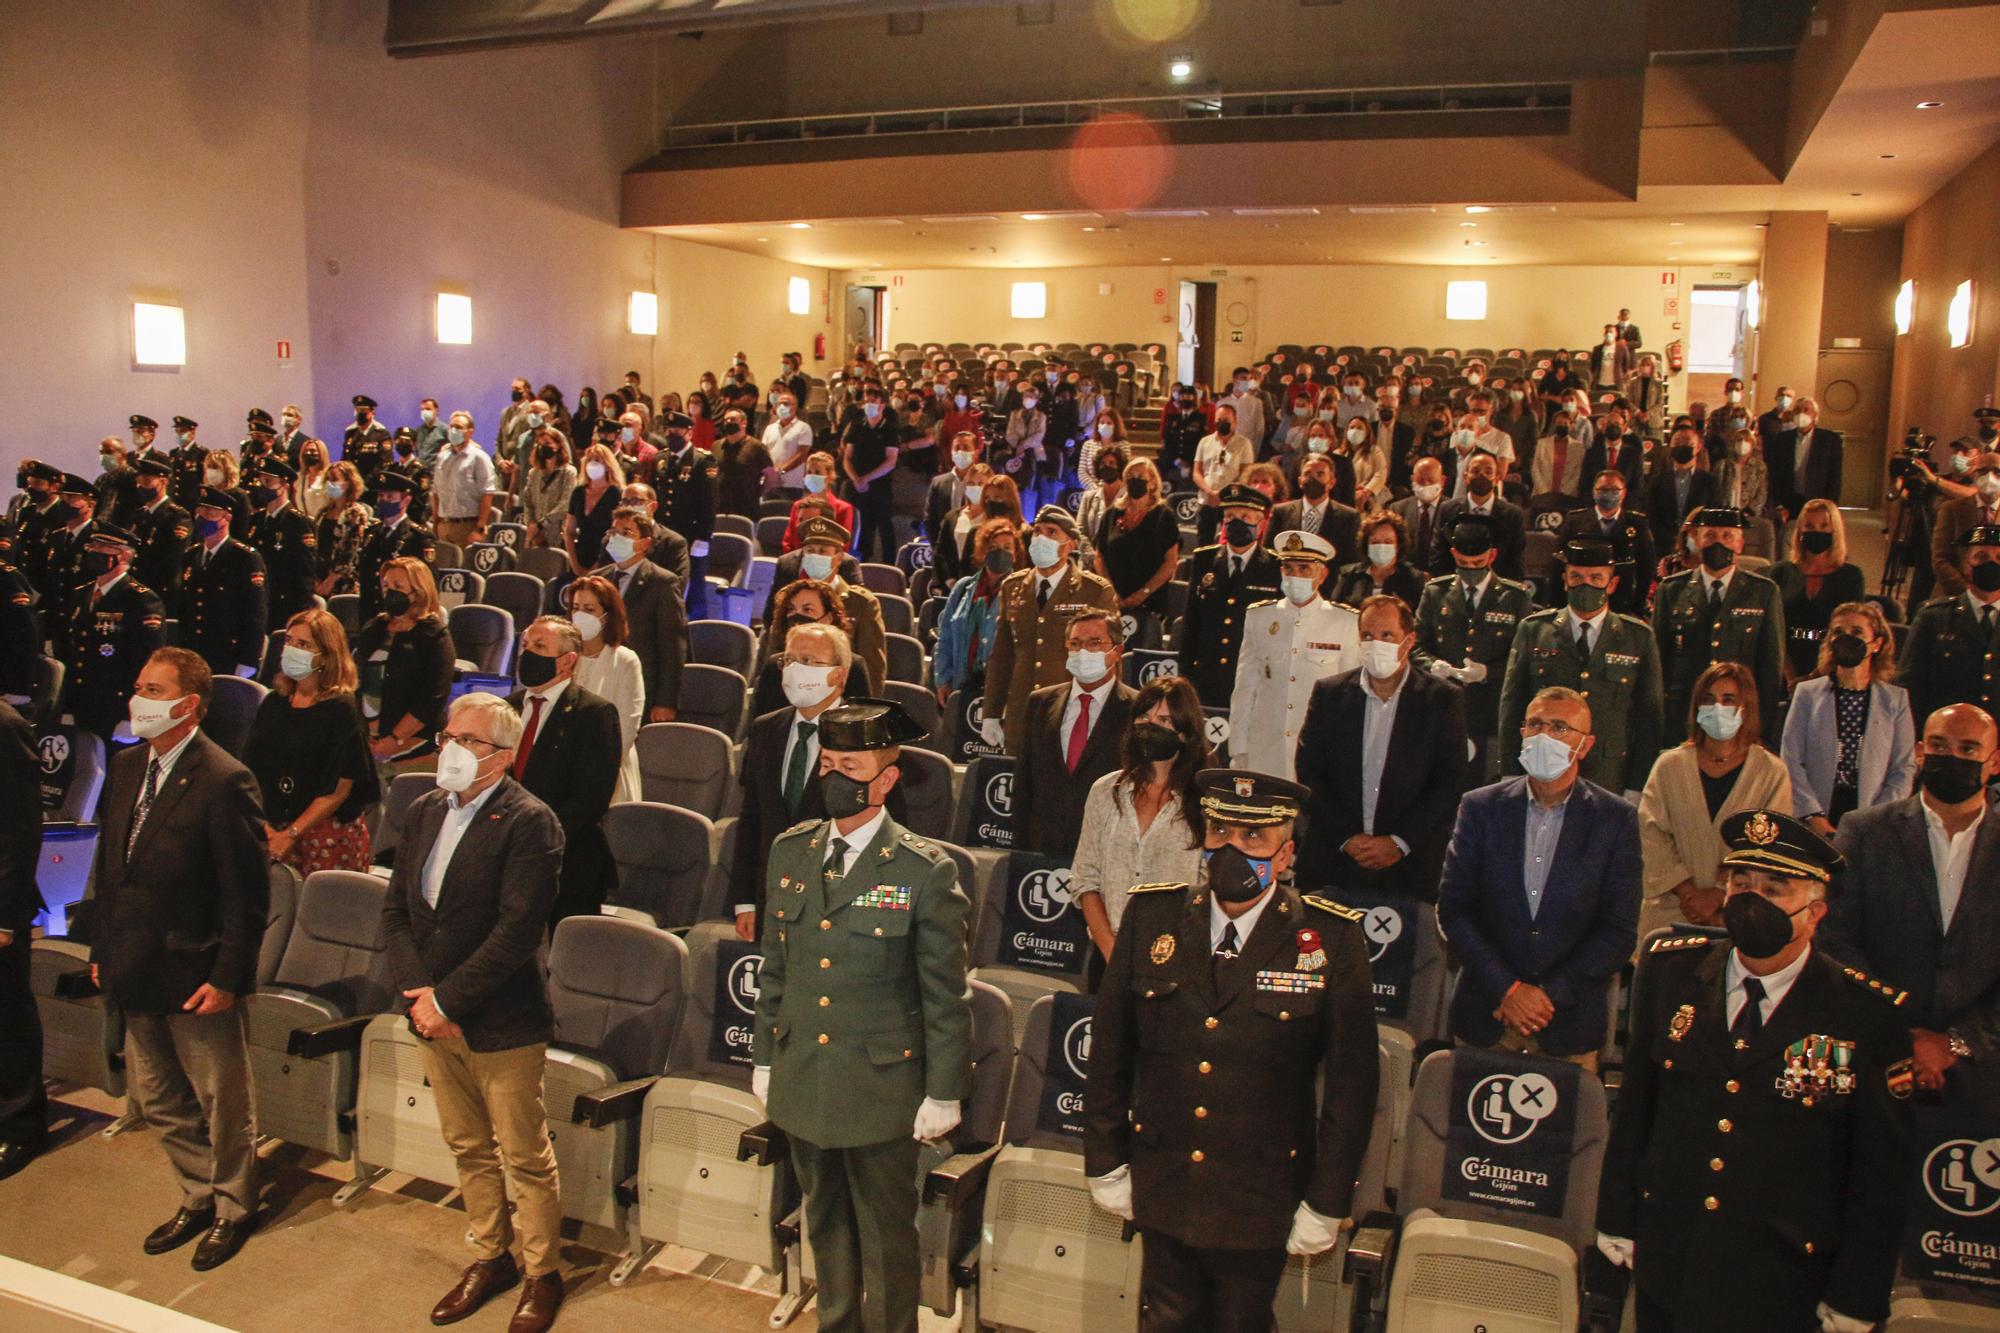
[818,996,830,1007]
[873,927,884,936]
[1725,1080,1740,1093]
[1710,1158,1724,1172]
[1717,1119,1732,1133]
[1194,1107,1207,1118]
[820,920,832,931]
[1204,1017,1219,1030]
[1198,1061,1213,1074]
[1190,1150,1204,1163]
[820,958,832,969]
[1704,1196,1719,1211]
[817,1034,830,1045]
[1663,1058,1674,1069]
[1279,1011,1291,1021]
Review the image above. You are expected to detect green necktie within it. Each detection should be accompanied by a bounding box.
[783,720,816,815]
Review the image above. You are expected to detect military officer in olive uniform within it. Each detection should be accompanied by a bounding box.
[127,457,191,600]
[1652,506,1787,742]
[1085,769,1380,1331]
[1596,810,1914,1333]
[751,698,973,1333]
[1179,484,1284,707]
[342,394,392,484]
[981,505,1120,753]
[1229,529,1360,779]
[1898,524,2000,726]
[241,457,317,631]
[58,523,165,742]
[1500,537,1665,795]
[165,415,209,511]
[354,470,436,622]
[34,474,102,638]
[1415,515,1536,780]
[178,487,269,677]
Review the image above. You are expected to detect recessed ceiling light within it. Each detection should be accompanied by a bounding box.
[1668,221,1685,227]
[1464,205,1492,214]
[1081,226,1096,232]
[1460,221,1477,228]
[786,222,812,230]
[1168,57,1193,79]
[1879,153,1897,160]
[756,236,769,242]
[1917,100,1943,109]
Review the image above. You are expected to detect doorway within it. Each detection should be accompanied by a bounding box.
[845,284,886,361]
[1178,280,1217,390]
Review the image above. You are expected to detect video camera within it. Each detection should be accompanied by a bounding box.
[1890,426,1938,484]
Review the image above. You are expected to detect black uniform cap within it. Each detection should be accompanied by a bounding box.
[56,473,96,498]
[129,414,158,431]
[373,469,416,495]
[1691,506,1748,529]
[352,394,378,409]
[1197,767,1308,827]
[252,457,297,483]
[1720,809,1843,885]
[1217,484,1272,514]
[1956,524,2000,548]
[134,456,172,479]
[818,697,928,751]
[172,416,198,430]
[1552,537,1617,568]
[86,521,139,551]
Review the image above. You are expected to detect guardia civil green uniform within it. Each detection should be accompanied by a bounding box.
[1651,508,1786,742]
[752,698,972,1333]
[1897,525,2000,727]
[1414,515,1535,778]
[981,505,1118,753]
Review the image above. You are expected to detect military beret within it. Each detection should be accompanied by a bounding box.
[1270,529,1335,564]
[799,515,851,548]
[246,408,274,427]
[1958,524,2000,548]
[129,413,158,431]
[86,521,139,551]
[133,456,172,479]
[1552,536,1617,568]
[172,416,198,430]
[352,394,378,409]
[818,696,927,752]
[1691,506,1748,529]
[1720,809,1843,884]
[1197,767,1309,827]
[1217,484,1272,513]
[56,473,96,498]
[1031,504,1080,537]
[373,469,416,494]
[252,456,297,482]
[195,486,235,512]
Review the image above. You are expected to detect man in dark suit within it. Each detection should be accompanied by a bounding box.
[88,648,269,1268]
[1615,307,1642,348]
[1426,450,1526,580]
[1826,702,2000,1114]
[1011,609,1139,856]
[1643,427,1718,558]
[378,691,568,1333]
[178,487,270,677]
[595,506,687,724]
[1296,593,1468,901]
[1578,419,1645,497]
[1558,470,1656,614]
[1437,685,1641,1066]
[1767,394,1844,523]
[1388,456,1448,571]
[1270,452,1361,568]
[507,617,622,924]
[619,481,693,585]
[0,700,45,1180]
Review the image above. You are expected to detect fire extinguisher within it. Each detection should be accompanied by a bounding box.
[1666,339,1685,374]
[814,333,827,362]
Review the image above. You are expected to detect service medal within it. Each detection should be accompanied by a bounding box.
[1295,927,1326,972]
[1667,1004,1694,1042]
[1149,934,1175,965]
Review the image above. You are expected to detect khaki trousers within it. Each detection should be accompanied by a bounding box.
[417,1036,563,1277]
[124,1007,258,1221]
[434,518,480,549]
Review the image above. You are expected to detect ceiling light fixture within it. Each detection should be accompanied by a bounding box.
[1464,205,1491,214]
[1168,56,1193,80]
[786,222,812,230]
[1459,221,1477,228]
[1917,100,1943,109]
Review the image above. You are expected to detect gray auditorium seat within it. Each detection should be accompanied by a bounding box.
[434,566,484,611]
[687,619,756,678]
[634,721,736,821]
[892,745,956,840]
[445,603,515,676]
[481,570,545,639]
[206,673,268,757]
[677,662,748,739]
[601,800,720,929]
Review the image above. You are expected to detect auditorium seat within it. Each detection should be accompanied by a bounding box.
[434,566,484,610]
[205,673,268,758]
[464,541,517,576]
[600,800,721,930]
[968,850,1084,1050]
[891,744,956,840]
[634,721,736,822]
[676,662,749,739]
[480,570,545,640]
[885,631,926,685]
[1276,1041,1398,1332]
[687,619,756,679]
[705,531,754,588]
[445,603,515,676]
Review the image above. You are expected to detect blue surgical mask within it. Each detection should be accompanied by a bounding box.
[603,532,637,565]
[1366,542,1396,568]
[374,499,403,520]
[1281,574,1318,604]
[1520,731,1576,782]
[195,516,223,540]
[802,552,835,581]
[804,474,827,494]
[1593,490,1621,514]
[280,645,318,679]
[447,427,467,446]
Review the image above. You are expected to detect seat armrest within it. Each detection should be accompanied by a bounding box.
[572,1076,658,1128]
[738,1119,789,1166]
[53,967,100,1000]
[1581,1246,1632,1332]
[921,1145,1001,1207]
[1342,1208,1401,1284]
[287,1013,373,1058]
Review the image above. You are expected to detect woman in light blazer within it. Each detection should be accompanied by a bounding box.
[1637,661,1792,941]
[1780,599,1917,839]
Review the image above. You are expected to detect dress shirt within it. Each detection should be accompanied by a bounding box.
[432,441,496,520]
[1458,571,1491,613]
[1793,428,1815,475]
[1724,943,1812,1028]
[1705,567,1737,604]
[1209,884,1275,953]
[1061,676,1115,746]
[1922,797,1986,932]
[822,805,888,878]
[1566,606,1607,655]
[1522,784,1574,919]
[140,726,201,792]
[1070,774,1202,931]
[420,777,502,910]
[519,677,570,752]
[1359,667,1408,843]
[91,570,129,603]
[780,700,837,791]
[1297,498,1330,535]
[1033,562,1070,605]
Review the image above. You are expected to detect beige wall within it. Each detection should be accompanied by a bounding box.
[1888,134,2000,447]
[652,238,835,396]
[1820,228,1903,351]
[1751,211,1830,407]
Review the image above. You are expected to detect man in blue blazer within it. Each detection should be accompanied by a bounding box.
[1438,684,1642,1065]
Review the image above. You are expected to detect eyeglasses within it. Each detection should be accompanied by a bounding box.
[1521,718,1588,740]
[435,732,505,753]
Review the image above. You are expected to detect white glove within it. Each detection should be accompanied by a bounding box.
[1088,1164,1133,1219]
[1594,1232,1634,1269]
[1458,658,1488,685]
[1285,1202,1343,1256]
[912,1097,962,1141]
[1426,659,1458,681]
[751,1065,770,1105]
[1817,1305,1871,1333]
[980,716,1006,749]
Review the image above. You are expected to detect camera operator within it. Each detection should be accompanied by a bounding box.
[1891,426,1978,612]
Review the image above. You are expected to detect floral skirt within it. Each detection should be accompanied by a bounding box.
[283,816,374,876]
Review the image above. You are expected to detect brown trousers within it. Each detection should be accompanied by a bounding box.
[418,1036,563,1277]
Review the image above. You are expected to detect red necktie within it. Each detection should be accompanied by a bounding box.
[1553,438,1569,489]
[513,695,546,779]
[1066,692,1093,773]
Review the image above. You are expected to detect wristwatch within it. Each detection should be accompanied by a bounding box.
[1948,1030,1973,1060]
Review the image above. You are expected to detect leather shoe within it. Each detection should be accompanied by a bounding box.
[0,1141,41,1183]
[143,1206,215,1256]
[507,1272,564,1333]
[431,1254,520,1325]
[190,1214,254,1271]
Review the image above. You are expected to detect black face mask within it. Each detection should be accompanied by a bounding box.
[1603,427,1623,442]
[1555,426,1571,439]
[1722,891,1806,960]
[381,589,412,617]
[1701,542,1735,573]
[1467,475,1494,499]
[1829,633,1870,668]
[1128,720,1183,763]
[819,766,881,819]
[1224,518,1257,548]
[983,500,1009,519]
[80,550,117,579]
[1299,476,1327,501]
[984,549,1015,577]
[1799,529,1835,556]
[1920,753,1990,805]
[512,389,526,403]
[1214,420,1234,437]
[516,650,558,689]
[1971,561,2000,593]
[1670,444,1696,465]
[1204,844,1276,904]
[1097,466,1123,484]
[355,410,370,425]
[1126,478,1150,500]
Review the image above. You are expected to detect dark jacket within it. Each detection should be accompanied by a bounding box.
[177,537,270,674]
[355,614,456,746]
[0,702,43,930]
[1643,465,1718,559]
[598,559,687,716]
[1578,435,1645,496]
[1011,679,1139,858]
[507,682,622,922]
[1437,776,1641,1054]
[1269,497,1361,569]
[379,776,565,1052]
[1426,496,1526,581]
[1294,666,1468,901]
[1767,426,1845,516]
[90,731,270,1012]
[1557,505,1657,614]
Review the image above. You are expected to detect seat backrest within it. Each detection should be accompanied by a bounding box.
[859,562,907,596]
[634,721,734,818]
[465,541,517,576]
[755,515,789,556]
[372,770,436,862]
[951,752,1016,848]
[668,921,764,1086]
[430,539,463,571]
[712,513,756,544]
[1399,1048,1609,1252]
[602,800,716,929]
[882,681,940,739]
[971,851,1088,982]
[961,978,1016,1148]
[549,914,687,1080]
[274,869,393,1016]
[36,725,105,824]
[706,532,754,585]
[877,593,915,637]
[434,567,484,611]
[677,663,746,738]
[687,619,756,677]
[519,546,570,584]
[885,631,925,684]
[257,863,301,988]
[485,521,527,552]
[893,745,955,839]
[207,674,269,758]
[327,593,362,638]
[1335,893,1450,1046]
[482,571,546,635]
[1003,991,1094,1151]
[446,604,516,675]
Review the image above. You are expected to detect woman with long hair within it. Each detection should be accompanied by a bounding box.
[243,608,380,873]
[313,460,373,597]
[563,574,646,804]
[564,443,626,575]
[1780,599,1918,837]
[933,519,1026,704]
[356,556,455,763]
[1770,498,1866,683]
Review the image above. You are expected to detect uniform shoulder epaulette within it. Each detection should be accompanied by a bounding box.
[1248,596,1282,611]
[1523,605,1563,624]
[1648,933,1713,954]
[1496,576,1533,594]
[1192,543,1222,557]
[898,830,946,861]
[1126,881,1188,897]
[778,817,822,838]
[1610,610,1651,629]
[1841,964,1909,1006]
[1303,894,1365,923]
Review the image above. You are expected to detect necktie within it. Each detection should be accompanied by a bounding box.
[1709,579,1724,612]
[1036,578,1050,609]
[783,720,816,814]
[513,694,546,779]
[1304,505,1321,535]
[1731,975,1766,1039]
[824,836,849,879]
[1417,506,1432,556]
[127,758,161,857]
[1212,920,1241,988]
[1066,692,1093,773]
[1576,618,1592,656]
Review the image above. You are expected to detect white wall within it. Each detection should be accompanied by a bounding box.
[652,240,835,397]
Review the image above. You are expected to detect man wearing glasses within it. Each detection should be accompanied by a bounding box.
[378,692,569,1332]
[1437,686,1642,1068]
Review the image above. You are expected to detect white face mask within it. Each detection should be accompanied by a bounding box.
[204,468,225,486]
[1735,439,1752,458]
[570,610,604,642]
[619,426,637,445]
[128,692,191,740]
[1307,436,1331,455]
[603,532,636,564]
[420,408,437,425]
[1777,395,1794,412]
[176,430,193,445]
[1976,474,2000,500]
[1519,731,1576,782]
[434,740,490,794]
[280,645,318,680]
[1021,397,1038,411]
[1367,542,1397,568]
[325,482,346,500]
[954,395,968,409]
[1346,426,1368,446]
[782,660,840,709]
[801,552,835,581]
[1343,385,1361,398]
[777,404,794,420]
[525,412,543,428]
[964,485,984,506]
[952,450,975,471]
[1066,648,1110,684]
[1725,390,1742,405]
[1097,421,1115,438]
[1452,429,1476,452]
[1281,573,1318,605]
[282,418,299,432]
[1695,703,1743,742]
[1467,373,1483,386]
[586,461,609,482]
[447,427,466,446]
[1360,640,1404,679]
[1413,482,1443,504]
[804,474,828,494]
[1028,534,1062,569]
[1796,416,1816,432]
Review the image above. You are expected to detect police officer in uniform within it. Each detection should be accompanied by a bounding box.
[1899,524,2000,726]
[1652,506,1787,742]
[165,416,209,512]
[1596,810,1914,1332]
[1416,514,1535,779]
[380,428,435,527]
[1085,768,1380,1331]
[0,555,41,698]
[127,457,191,600]
[238,409,277,469]
[353,470,435,622]
[35,474,102,639]
[241,457,317,631]
[342,394,392,484]
[647,411,717,610]
[114,415,166,527]
[1179,484,1283,707]
[1229,529,1360,779]
[1499,537,1665,796]
[750,697,973,1333]
[58,523,165,742]
[126,413,164,473]
[178,487,269,677]
[980,505,1120,753]
[3,462,63,575]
